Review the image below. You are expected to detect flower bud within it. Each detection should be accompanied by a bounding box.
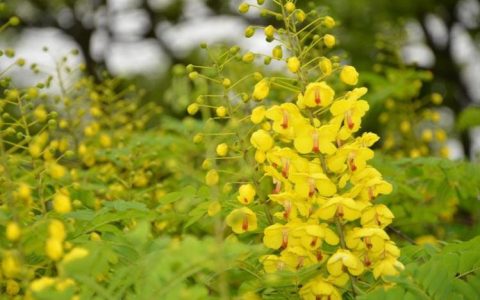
[245,26,255,38]
[253,79,270,101]
[206,169,219,186]
[187,103,199,115]
[340,65,359,85]
[284,2,295,13]
[287,56,301,73]
[324,16,335,28]
[264,25,275,40]
[272,46,283,59]
[295,10,306,22]
[242,52,255,63]
[216,106,227,117]
[319,57,332,75]
[323,34,336,48]
[238,3,249,14]
[6,222,21,242]
[216,143,229,157]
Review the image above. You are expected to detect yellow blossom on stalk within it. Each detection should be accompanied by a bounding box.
[193,3,403,298]
[287,56,301,73]
[6,222,21,242]
[2,251,21,278]
[319,57,332,75]
[205,169,219,186]
[250,129,274,153]
[299,276,342,300]
[340,65,359,85]
[216,143,229,157]
[327,249,364,276]
[323,34,336,48]
[226,207,257,234]
[251,106,266,124]
[253,79,270,101]
[237,184,256,204]
[53,190,72,213]
[46,238,64,261]
[298,82,335,108]
[315,197,364,221]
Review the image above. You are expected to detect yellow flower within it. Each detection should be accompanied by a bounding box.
[53,190,72,214]
[281,246,317,270]
[30,277,56,292]
[324,34,336,48]
[266,103,306,139]
[250,129,274,152]
[287,56,301,73]
[361,204,394,228]
[421,129,433,142]
[300,82,335,108]
[315,197,363,221]
[284,1,295,13]
[319,57,332,75]
[216,143,229,157]
[17,183,31,200]
[264,25,275,39]
[216,106,227,117]
[187,103,199,115]
[226,207,257,234]
[253,79,270,101]
[327,146,374,174]
[6,222,21,242]
[290,167,337,198]
[260,255,288,273]
[373,257,404,279]
[291,223,339,250]
[263,223,298,249]
[323,16,336,28]
[237,184,256,205]
[400,120,411,133]
[345,227,390,252]
[294,124,337,155]
[205,169,219,186]
[327,249,364,276]
[250,106,266,124]
[272,45,283,59]
[62,247,89,264]
[48,162,67,179]
[2,251,21,278]
[34,105,48,122]
[48,219,66,241]
[300,276,342,300]
[46,238,64,261]
[340,65,359,85]
[6,279,20,296]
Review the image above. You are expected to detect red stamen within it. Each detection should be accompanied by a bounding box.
[242,216,249,231]
[273,180,282,194]
[281,159,290,178]
[281,229,289,249]
[336,205,344,218]
[283,201,291,219]
[312,131,320,153]
[297,256,305,269]
[316,250,323,261]
[368,186,375,200]
[281,110,289,129]
[310,237,318,247]
[315,89,321,105]
[346,110,354,130]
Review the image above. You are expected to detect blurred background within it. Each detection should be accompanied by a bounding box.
[1,0,479,158]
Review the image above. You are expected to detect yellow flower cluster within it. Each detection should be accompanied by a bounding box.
[246,79,403,297]
[225,3,404,298]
